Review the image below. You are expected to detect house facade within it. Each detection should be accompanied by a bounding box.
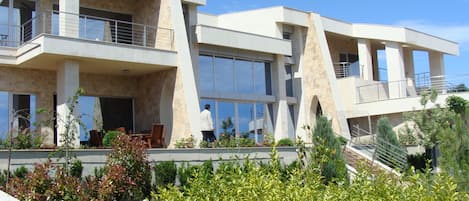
[0,0,463,148]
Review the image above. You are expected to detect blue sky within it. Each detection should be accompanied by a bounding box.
[199,0,469,76]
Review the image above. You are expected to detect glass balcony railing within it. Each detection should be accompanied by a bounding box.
[0,10,174,50]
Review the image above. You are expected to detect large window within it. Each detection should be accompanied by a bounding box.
[0,92,36,140]
[79,96,134,141]
[199,55,272,96]
[285,64,294,97]
[200,99,274,144]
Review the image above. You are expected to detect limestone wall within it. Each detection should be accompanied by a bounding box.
[298,15,350,140]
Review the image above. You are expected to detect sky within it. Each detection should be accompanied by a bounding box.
[199,0,469,77]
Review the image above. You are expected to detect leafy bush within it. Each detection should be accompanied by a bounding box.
[70,159,83,178]
[6,161,88,201]
[175,136,195,148]
[277,138,294,146]
[153,161,177,188]
[178,160,213,187]
[153,154,469,200]
[102,130,120,147]
[100,134,151,200]
[13,166,29,179]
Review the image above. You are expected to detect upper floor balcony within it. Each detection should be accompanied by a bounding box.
[0,8,177,75]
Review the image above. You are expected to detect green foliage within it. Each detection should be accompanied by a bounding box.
[70,159,83,178]
[438,116,469,191]
[102,130,120,147]
[5,161,89,201]
[376,117,407,169]
[398,124,418,145]
[153,153,469,200]
[221,117,234,137]
[175,135,195,148]
[277,138,294,146]
[153,161,177,188]
[13,166,29,179]
[311,116,348,184]
[100,134,151,200]
[178,160,214,187]
[407,152,431,172]
[214,136,256,148]
[263,133,274,146]
[446,95,468,115]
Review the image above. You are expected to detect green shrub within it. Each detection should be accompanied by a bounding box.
[376,117,407,169]
[100,134,151,200]
[277,138,294,146]
[153,161,177,188]
[13,166,29,179]
[311,116,348,184]
[70,159,83,178]
[178,160,213,187]
[102,131,120,147]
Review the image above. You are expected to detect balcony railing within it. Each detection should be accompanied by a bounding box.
[334,62,360,78]
[0,10,174,50]
[357,74,469,103]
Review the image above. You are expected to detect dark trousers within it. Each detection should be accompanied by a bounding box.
[202,131,216,142]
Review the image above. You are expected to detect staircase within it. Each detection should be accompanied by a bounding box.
[343,125,408,174]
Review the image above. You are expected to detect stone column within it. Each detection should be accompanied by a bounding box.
[272,55,290,141]
[35,0,53,35]
[56,60,80,148]
[59,0,80,38]
[385,42,406,99]
[357,39,374,81]
[429,51,445,91]
[403,48,415,79]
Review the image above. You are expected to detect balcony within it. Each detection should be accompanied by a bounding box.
[0,10,177,74]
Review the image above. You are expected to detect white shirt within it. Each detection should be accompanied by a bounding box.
[200,109,214,131]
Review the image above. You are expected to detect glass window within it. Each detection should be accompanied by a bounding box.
[217,101,235,138]
[288,104,296,128]
[214,57,234,93]
[235,59,254,94]
[257,103,273,144]
[199,55,214,93]
[238,103,254,139]
[254,62,272,95]
[285,65,294,97]
[0,92,8,139]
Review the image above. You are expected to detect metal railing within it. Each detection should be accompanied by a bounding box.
[356,73,469,103]
[334,62,352,78]
[0,10,174,50]
[348,125,408,171]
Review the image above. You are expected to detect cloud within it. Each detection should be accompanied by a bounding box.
[395,20,469,45]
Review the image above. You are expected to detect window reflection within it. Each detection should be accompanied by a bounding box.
[199,55,214,93]
[214,57,234,93]
[235,59,254,94]
[198,55,272,96]
[217,101,235,138]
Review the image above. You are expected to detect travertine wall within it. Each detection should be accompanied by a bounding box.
[299,15,349,139]
[80,73,139,97]
[0,67,55,145]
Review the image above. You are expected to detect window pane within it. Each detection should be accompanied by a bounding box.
[238,103,254,139]
[217,101,235,138]
[79,96,95,141]
[257,103,274,144]
[200,99,215,134]
[254,62,272,95]
[199,55,214,93]
[0,92,8,139]
[235,59,254,94]
[288,104,295,128]
[214,57,234,93]
[285,65,294,97]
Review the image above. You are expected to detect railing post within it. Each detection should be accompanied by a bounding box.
[84,15,87,39]
[42,12,46,35]
[114,21,118,44]
[143,26,147,47]
[21,25,24,44]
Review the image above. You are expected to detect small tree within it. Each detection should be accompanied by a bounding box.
[375,117,406,168]
[310,116,348,183]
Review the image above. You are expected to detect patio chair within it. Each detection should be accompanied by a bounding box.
[89,130,103,147]
[150,124,166,148]
[116,127,126,134]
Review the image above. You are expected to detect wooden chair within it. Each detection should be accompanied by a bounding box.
[150,124,166,148]
[89,130,102,147]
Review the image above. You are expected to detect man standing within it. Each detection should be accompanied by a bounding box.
[200,104,216,142]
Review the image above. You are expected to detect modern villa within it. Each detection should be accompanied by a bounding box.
[0,0,464,149]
